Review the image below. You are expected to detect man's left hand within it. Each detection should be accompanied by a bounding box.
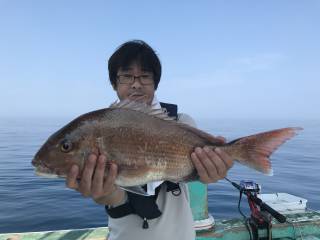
[191,138,233,184]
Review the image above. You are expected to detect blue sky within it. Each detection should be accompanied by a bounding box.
[1,1,319,120]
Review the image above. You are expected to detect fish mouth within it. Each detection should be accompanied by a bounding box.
[34,165,60,178]
[32,158,62,178]
[31,158,39,167]
[35,169,60,178]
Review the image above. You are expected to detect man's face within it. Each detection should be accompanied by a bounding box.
[114,62,155,105]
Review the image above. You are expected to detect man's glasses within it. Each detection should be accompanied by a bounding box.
[117,74,154,85]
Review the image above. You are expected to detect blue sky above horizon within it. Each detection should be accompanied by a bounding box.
[1,1,319,121]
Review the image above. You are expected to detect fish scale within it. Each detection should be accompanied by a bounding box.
[32,100,302,188]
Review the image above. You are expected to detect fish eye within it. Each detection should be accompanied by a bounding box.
[60,140,72,153]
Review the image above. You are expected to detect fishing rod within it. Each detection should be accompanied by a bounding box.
[225,177,287,240]
[225,177,286,223]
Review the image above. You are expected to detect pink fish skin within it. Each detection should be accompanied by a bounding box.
[32,100,302,186]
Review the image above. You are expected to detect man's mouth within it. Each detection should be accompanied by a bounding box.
[129,93,146,99]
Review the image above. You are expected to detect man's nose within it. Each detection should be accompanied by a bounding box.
[131,77,143,88]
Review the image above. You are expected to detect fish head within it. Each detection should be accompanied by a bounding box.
[32,119,93,178]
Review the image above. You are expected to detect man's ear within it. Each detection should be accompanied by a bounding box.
[112,83,117,90]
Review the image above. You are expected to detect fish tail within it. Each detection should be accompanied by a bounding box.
[220,127,302,175]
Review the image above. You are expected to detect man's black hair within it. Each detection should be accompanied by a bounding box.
[108,40,161,89]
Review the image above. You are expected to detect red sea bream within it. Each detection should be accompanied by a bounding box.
[32,100,302,187]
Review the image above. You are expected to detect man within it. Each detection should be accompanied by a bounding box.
[66,40,233,239]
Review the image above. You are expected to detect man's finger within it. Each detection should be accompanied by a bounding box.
[103,163,118,193]
[216,136,226,143]
[92,155,107,197]
[79,154,97,196]
[191,151,210,183]
[198,147,220,180]
[215,148,234,170]
[66,165,79,189]
[204,147,227,178]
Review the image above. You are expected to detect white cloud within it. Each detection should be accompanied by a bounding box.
[230,53,287,72]
[162,53,286,91]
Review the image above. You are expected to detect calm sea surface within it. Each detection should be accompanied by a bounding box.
[0,118,319,233]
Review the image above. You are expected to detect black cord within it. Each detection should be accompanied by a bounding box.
[226,177,254,240]
[245,218,254,240]
[238,191,246,219]
[238,191,253,240]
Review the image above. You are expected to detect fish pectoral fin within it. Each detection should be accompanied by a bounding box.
[119,186,150,196]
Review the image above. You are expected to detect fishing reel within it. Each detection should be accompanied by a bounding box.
[240,180,261,194]
[226,178,286,240]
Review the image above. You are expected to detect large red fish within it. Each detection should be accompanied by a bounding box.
[32,100,301,188]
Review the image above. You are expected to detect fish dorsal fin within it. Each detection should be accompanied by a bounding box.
[109,99,176,121]
[109,100,225,144]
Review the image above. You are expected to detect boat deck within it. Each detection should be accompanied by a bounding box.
[1,211,320,240]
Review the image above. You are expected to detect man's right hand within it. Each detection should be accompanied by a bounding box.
[66,153,125,206]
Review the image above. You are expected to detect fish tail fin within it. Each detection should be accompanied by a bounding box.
[221,127,302,175]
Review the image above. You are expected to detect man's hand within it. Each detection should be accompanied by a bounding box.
[191,137,233,184]
[66,153,125,205]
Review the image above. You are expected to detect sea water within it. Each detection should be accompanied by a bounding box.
[0,118,319,233]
